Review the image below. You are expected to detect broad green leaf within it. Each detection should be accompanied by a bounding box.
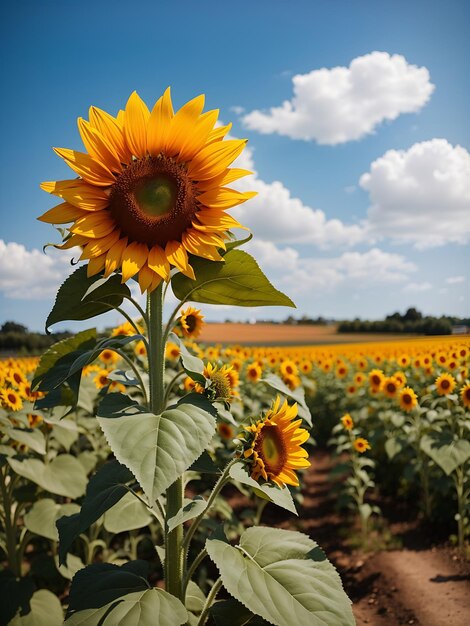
[420,433,470,475]
[188,450,219,474]
[172,250,295,308]
[97,396,216,503]
[47,417,80,451]
[185,581,206,614]
[261,374,312,425]
[167,496,207,532]
[33,329,96,387]
[46,266,131,332]
[169,333,205,383]
[210,598,272,625]
[64,589,187,626]
[57,460,134,565]
[8,455,87,499]
[24,499,80,541]
[103,491,153,534]
[5,428,46,455]
[224,233,253,252]
[68,335,143,378]
[7,590,63,626]
[229,462,297,515]
[97,392,145,418]
[206,526,354,626]
[56,553,85,581]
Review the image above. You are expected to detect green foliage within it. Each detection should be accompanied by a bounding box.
[7,590,63,626]
[171,250,295,308]
[45,267,131,332]
[206,526,355,626]
[261,374,312,425]
[8,455,87,499]
[229,462,297,515]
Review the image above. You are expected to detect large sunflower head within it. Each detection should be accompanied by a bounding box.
[240,396,310,488]
[39,90,255,292]
[435,372,456,396]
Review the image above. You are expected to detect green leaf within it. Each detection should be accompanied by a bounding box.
[206,526,354,626]
[261,374,312,425]
[384,437,403,460]
[97,393,145,418]
[64,589,187,626]
[46,266,131,332]
[97,396,216,503]
[7,590,63,626]
[188,450,219,474]
[56,553,85,581]
[0,571,34,626]
[33,329,96,389]
[5,428,46,455]
[185,581,206,615]
[172,250,295,308]
[8,455,87,499]
[24,499,80,541]
[103,491,153,534]
[169,333,205,383]
[167,496,207,532]
[229,462,297,515]
[420,433,470,475]
[224,233,253,252]
[210,598,272,625]
[57,460,134,565]
[67,335,143,378]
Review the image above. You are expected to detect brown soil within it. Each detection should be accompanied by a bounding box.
[295,451,470,626]
[198,323,418,346]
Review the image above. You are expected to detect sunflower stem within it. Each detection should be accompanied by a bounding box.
[147,283,184,601]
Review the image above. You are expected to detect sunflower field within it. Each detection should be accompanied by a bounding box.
[1,90,469,625]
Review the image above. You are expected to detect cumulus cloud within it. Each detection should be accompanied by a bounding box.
[232,145,365,247]
[242,52,434,145]
[245,241,416,295]
[0,240,79,299]
[446,276,466,284]
[360,139,470,248]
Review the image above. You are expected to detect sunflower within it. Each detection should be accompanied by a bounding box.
[341,414,354,430]
[280,360,298,378]
[1,388,23,412]
[368,368,384,392]
[241,397,310,487]
[246,362,262,383]
[435,373,456,396]
[353,438,371,454]
[177,306,204,339]
[398,386,418,412]
[7,369,27,389]
[99,349,120,366]
[195,362,237,403]
[39,90,255,292]
[382,376,399,398]
[111,320,142,336]
[393,371,407,387]
[134,340,147,358]
[218,422,235,440]
[460,382,470,408]
[165,342,180,360]
[94,369,111,389]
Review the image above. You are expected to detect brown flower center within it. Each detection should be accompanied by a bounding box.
[109,155,197,247]
[255,424,287,475]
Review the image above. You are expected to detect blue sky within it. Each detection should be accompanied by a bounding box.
[0,0,469,331]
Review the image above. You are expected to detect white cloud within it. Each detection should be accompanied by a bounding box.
[245,241,416,295]
[233,145,366,247]
[446,276,465,284]
[230,105,245,115]
[403,281,432,293]
[242,52,434,145]
[360,139,470,248]
[0,240,79,299]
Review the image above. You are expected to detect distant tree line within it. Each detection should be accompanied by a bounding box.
[0,321,72,354]
[337,308,468,335]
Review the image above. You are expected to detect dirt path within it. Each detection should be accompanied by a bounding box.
[298,451,470,626]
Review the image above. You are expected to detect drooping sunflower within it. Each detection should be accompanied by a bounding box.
[435,373,456,396]
[241,396,310,487]
[177,306,204,339]
[39,90,255,292]
[398,386,418,412]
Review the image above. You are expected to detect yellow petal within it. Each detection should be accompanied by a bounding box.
[53,148,115,187]
[147,87,174,156]
[188,139,247,180]
[38,202,87,224]
[89,106,132,164]
[79,230,121,259]
[87,253,107,277]
[147,245,170,281]
[55,234,89,249]
[178,109,219,162]
[124,91,150,158]
[78,118,122,173]
[104,237,128,277]
[70,212,116,238]
[148,271,163,293]
[165,241,195,279]
[164,94,205,157]
[137,264,156,293]
[121,242,149,282]
[182,231,223,261]
[41,179,109,211]
[196,168,253,191]
[206,123,232,144]
[198,187,257,210]
[193,209,246,231]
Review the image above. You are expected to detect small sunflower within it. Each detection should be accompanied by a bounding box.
[282,373,301,391]
[280,360,298,378]
[459,382,470,408]
[218,422,235,440]
[241,396,310,487]
[99,349,120,366]
[177,306,204,339]
[165,342,180,360]
[246,362,262,383]
[368,368,384,392]
[7,369,27,389]
[353,438,371,454]
[112,321,141,336]
[398,386,418,412]
[335,362,348,378]
[134,340,147,358]
[435,373,456,396]
[39,90,255,293]
[195,362,237,403]
[94,369,111,389]
[1,388,23,412]
[341,414,354,430]
[382,376,399,398]
[393,371,407,387]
